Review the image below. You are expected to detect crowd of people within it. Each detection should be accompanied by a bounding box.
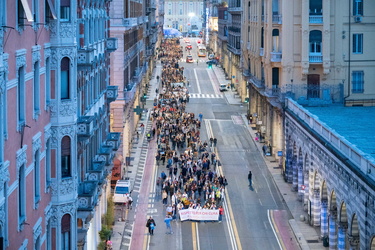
[147,38,227,230]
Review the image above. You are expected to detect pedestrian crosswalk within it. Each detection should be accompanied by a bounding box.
[189,93,223,98]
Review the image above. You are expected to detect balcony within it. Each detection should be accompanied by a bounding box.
[77,116,95,139]
[260,47,264,57]
[146,7,152,14]
[123,18,138,27]
[96,145,114,166]
[270,51,282,62]
[77,48,95,67]
[78,181,99,211]
[265,85,281,97]
[309,15,323,24]
[272,15,282,24]
[146,48,153,56]
[309,53,323,63]
[106,132,121,151]
[88,160,106,184]
[137,16,144,25]
[106,37,118,52]
[249,76,265,89]
[228,45,241,55]
[106,85,118,103]
[124,82,137,101]
[144,16,149,23]
[228,7,242,13]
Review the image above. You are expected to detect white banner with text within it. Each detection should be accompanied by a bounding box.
[179,209,219,221]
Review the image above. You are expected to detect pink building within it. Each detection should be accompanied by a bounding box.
[0,0,53,248]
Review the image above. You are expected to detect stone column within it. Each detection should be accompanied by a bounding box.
[292,156,298,191]
[297,160,304,201]
[320,199,328,237]
[313,189,321,227]
[348,234,360,250]
[286,148,293,183]
[338,223,348,250]
[328,212,337,249]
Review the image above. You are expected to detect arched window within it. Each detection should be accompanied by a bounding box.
[309,30,322,53]
[61,136,71,178]
[61,57,70,100]
[61,214,71,249]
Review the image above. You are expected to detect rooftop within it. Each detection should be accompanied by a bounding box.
[304,106,375,158]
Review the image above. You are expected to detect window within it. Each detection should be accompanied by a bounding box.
[353,0,363,16]
[309,0,322,15]
[45,0,57,24]
[32,0,39,25]
[45,57,51,107]
[17,0,34,28]
[61,57,70,99]
[18,164,26,225]
[18,66,26,125]
[60,0,70,21]
[352,71,364,93]
[272,29,279,52]
[353,34,363,54]
[0,0,6,27]
[45,138,51,189]
[61,214,71,250]
[33,61,40,116]
[61,136,71,178]
[309,30,322,53]
[34,149,40,205]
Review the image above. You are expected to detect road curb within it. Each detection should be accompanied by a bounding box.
[289,219,310,250]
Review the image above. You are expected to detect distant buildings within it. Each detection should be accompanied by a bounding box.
[0,0,120,249]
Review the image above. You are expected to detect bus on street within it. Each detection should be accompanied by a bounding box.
[197,45,206,57]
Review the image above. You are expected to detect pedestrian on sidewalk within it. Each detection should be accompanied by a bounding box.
[146,216,156,235]
[213,138,217,147]
[198,112,203,122]
[136,131,139,142]
[127,196,133,209]
[248,171,252,186]
[140,123,145,133]
[164,215,173,234]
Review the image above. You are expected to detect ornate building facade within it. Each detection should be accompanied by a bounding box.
[109,0,163,173]
[0,0,120,249]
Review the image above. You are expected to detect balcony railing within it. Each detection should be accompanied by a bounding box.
[106,132,121,151]
[309,15,323,23]
[272,14,282,24]
[270,51,282,62]
[249,75,265,89]
[228,45,241,55]
[123,18,138,27]
[77,181,99,211]
[77,116,95,139]
[88,160,106,184]
[106,85,118,103]
[106,37,118,52]
[264,85,281,97]
[309,53,323,63]
[124,82,137,101]
[260,47,264,57]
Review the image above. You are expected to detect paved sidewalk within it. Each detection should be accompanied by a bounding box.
[212,64,326,249]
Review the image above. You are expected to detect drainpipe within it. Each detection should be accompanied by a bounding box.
[344,0,351,101]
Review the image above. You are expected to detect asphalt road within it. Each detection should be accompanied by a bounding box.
[137,38,295,250]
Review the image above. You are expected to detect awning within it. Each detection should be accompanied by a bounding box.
[47,0,57,19]
[20,0,34,22]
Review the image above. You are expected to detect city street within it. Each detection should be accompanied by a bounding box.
[115,38,301,250]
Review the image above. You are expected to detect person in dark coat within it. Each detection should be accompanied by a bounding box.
[146,216,156,235]
[248,171,252,186]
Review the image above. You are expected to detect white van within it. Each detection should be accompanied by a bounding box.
[219,84,228,92]
[113,180,131,204]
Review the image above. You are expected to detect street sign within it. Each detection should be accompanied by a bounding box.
[133,106,143,115]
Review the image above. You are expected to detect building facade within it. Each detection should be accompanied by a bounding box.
[0,0,120,249]
[285,99,375,249]
[109,0,162,181]
[164,0,204,34]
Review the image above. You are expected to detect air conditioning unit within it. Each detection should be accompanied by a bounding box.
[354,16,362,23]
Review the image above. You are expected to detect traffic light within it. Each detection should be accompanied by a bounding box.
[244,97,249,103]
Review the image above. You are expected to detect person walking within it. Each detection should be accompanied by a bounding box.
[164,215,173,234]
[218,205,224,223]
[248,171,252,186]
[198,113,203,122]
[213,138,217,147]
[146,216,156,235]
[127,196,133,209]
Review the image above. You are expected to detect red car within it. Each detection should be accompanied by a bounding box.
[186,45,192,50]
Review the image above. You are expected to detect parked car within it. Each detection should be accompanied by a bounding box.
[186,55,194,63]
[186,45,192,50]
[219,84,228,92]
[208,54,215,60]
[206,59,218,65]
